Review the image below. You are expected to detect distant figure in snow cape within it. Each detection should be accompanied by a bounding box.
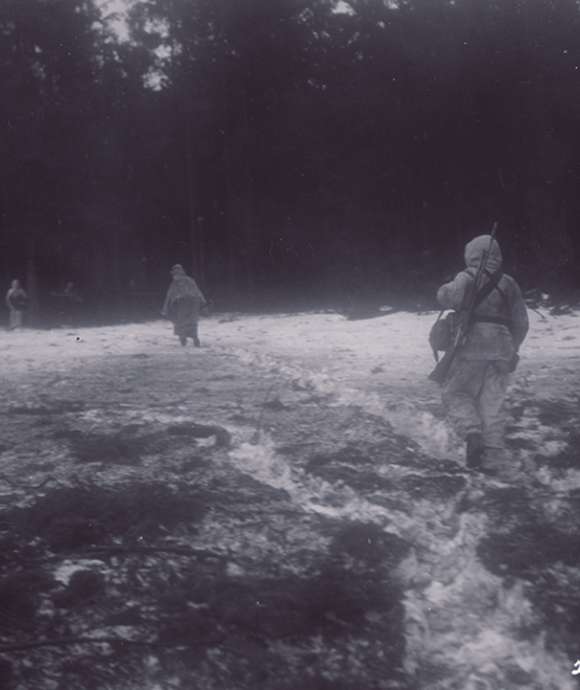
[161,264,207,347]
[6,279,28,330]
[436,235,529,477]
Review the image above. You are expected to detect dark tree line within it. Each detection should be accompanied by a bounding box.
[1,0,580,319]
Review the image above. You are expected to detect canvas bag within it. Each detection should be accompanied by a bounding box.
[429,269,505,361]
[429,310,457,360]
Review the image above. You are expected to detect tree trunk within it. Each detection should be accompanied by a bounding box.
[26,236,39,322]
[184,109,202,282]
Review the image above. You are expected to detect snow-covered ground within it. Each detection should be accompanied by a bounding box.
[1,307,580,689]
[2,307,576,389]
[3,307,576,458]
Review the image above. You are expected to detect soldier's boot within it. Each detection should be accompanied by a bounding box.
[480,448,515,480]
[465,432,484,469]
[179,336,187,346]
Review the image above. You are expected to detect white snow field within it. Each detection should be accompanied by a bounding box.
[2,307,575,458]
[1,307,580,690]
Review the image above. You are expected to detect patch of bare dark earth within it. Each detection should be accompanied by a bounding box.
[0,351,419,690]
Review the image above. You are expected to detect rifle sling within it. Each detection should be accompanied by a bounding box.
[455,270,509,344]
[469,269,504,315]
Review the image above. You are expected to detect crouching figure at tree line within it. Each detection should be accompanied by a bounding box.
[161,264,207,347]
[435,234,529,476]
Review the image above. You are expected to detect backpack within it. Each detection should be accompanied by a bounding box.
[429,310,458,361]
[429,269,508,362]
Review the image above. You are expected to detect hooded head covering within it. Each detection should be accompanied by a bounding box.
[170,264,186,276]
[464,235,502,273]
[164,264,205,305]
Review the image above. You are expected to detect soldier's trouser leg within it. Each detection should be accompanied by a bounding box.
[478,363,509,451]
[443,359,510,469]
[442,359,489,440]
[8,309,22,330]
[478,363,510,472]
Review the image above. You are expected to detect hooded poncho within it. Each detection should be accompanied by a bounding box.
[437,235,529,360]
[6,286,28,311]
[162,269,206,317]
[464,235,502,274]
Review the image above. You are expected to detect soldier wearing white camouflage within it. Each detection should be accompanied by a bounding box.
[437,235,529,474]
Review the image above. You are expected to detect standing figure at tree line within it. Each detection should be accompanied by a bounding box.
[5,279,28,330]
[161,264,207,347]
[436,235,529,476]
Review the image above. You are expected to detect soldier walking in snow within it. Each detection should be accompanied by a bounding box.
[436,234,529,475]
[161,264,207,347]
[5,279,28,330]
